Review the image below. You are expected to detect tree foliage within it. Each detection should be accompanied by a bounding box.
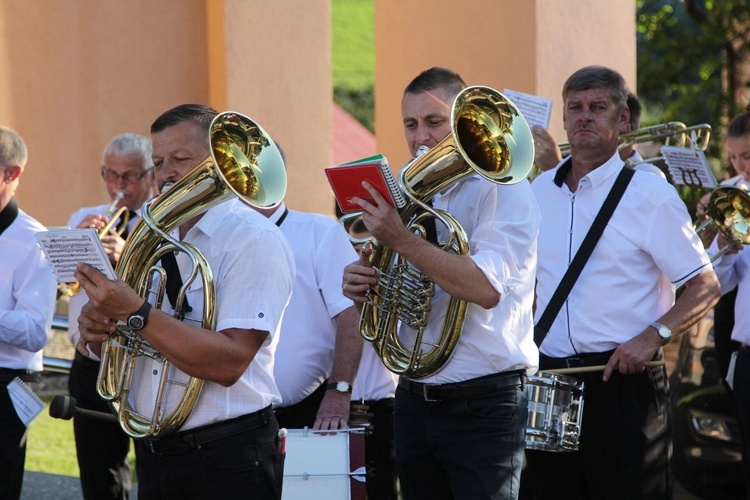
[637,0,750,166]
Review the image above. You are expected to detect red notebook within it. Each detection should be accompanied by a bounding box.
[325,155,406,213]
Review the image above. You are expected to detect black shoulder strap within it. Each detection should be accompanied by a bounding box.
[534,167,635,347]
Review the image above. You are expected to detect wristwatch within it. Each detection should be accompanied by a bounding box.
[650,321,672,345]
[127,301,152,332]
[327,381,353,394]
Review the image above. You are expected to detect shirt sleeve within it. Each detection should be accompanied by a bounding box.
[645,193,711,286]
[0,243,57,352]
[470,181,541,296]
[315,223,358,319]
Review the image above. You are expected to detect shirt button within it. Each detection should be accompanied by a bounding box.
[153,370,158,376]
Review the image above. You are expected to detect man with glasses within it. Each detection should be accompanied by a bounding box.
[66,133,154,500]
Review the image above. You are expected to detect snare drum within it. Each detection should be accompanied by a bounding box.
[525,371,585,452]
[282,428,367,500]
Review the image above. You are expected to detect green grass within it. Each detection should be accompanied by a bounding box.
[332,0,374,91]
[26,395,136,478]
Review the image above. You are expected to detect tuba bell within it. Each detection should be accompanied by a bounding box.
[96,111,286,438]
[361,86,534,378]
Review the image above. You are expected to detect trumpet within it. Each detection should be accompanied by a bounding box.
[558,121,712,162]
[57,192,131,298]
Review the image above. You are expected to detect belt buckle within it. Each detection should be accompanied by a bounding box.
[422,384,437,402]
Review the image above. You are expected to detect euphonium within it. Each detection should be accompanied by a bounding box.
[96,111,286,438]
[694,186,750,262]
[361,86,534,378]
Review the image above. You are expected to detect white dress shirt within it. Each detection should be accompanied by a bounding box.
[628,150,667,179]
[128,199,295,430]
[268,204,360,406]
[66,203,141,347]
[0,207,57,371]
[533,152,711,357]
[399,176,541,384]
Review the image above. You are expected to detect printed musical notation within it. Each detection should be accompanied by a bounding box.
[503,89,553,130]
[35,228,117,283]
[661,145,718,189]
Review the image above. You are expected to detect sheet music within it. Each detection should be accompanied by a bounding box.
[35,228,117,283]
[661,145,718,189]
[503,89,553,130]
[7,377,45,426]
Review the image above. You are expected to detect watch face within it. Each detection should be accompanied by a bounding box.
[128,315,145,330]
[336,382,350,392]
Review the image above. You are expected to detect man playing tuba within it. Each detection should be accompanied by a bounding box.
[76,104,295,499]
[343,67,540,499]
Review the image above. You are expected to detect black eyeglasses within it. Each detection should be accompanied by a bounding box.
[101,167,152,184]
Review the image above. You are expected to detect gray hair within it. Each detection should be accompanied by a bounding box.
[0,126,28,169]
[562,65,629,110]
[102,133,153,170]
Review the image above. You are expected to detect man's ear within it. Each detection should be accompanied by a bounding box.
[3,165,21,182]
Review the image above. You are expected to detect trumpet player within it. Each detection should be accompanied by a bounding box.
[76,104,294,499]
[343,67,540,499]
[65,133,154,500]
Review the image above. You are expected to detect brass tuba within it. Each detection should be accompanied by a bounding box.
[96,111,286,438]
[361,86,534,378]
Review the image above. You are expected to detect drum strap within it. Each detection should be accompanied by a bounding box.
[534,166,635,347]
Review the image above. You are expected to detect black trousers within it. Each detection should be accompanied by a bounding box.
[731,347,750,499]
[135,407,283,500]
[523,350,671,500]
[68,352,132,500]
[0,379,27,500]
[356,397,399,500]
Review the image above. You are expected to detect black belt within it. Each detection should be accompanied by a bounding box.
[398,370,526,402]
[539,350,616,370]
[0,367,40,383]
[145,406,273,455]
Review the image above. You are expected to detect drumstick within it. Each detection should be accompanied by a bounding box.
[544,360,665,375]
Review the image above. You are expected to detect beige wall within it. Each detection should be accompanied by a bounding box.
[1,1,635,226]
[0,0,331,227]
[376,0,636,168]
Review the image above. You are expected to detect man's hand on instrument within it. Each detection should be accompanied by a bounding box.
[602,329,661,382]
[717,231,744,256]
[76,214,109,231]
[76,300,115,358]
[74,263,142,321]
[342,246,376,304]
[353,181,408,248]
[313,391,350,432]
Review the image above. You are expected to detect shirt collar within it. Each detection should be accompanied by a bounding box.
[187,198,235,238]
[266,202,287,225]
[553,151,624,190]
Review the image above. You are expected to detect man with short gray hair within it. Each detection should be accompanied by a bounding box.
[0,125,57,500]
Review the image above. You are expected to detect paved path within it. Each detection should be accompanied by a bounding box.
[21,471,138,500]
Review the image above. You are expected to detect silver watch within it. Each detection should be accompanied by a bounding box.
[650,321,672,345]
[327,381,352,394]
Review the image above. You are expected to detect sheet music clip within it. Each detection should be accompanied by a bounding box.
[689,130,700,156]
